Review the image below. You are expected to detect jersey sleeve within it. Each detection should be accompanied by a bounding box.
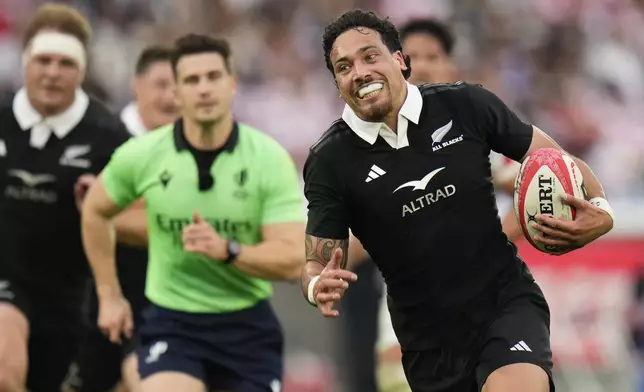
[94,121,132,172]
[303,151,349,240]
[101,137,142,208]
[467,84,533,161]
[260,141,306,225]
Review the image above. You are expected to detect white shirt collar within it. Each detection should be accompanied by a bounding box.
[341,81,423,148]
[120,102,148,137]
[13,87,89,148]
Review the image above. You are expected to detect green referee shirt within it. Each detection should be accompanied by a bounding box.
[101,120,305,313]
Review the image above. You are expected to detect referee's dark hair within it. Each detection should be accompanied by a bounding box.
[399,19,455,56]
[323,9,411,80]
[135,45,173,76]
[171,34,233,77]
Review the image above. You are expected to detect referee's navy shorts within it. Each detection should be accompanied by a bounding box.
[402,280,555,392]
[137,300,284,392]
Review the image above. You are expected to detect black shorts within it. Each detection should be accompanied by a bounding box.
[138,301,283,392]
[0,273,84,392]
[402,283,554,392]
[68,248,148,392]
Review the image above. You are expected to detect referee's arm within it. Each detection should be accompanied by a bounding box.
[82,175,140,298]
[228,143,307,282]
[82,139,143,300]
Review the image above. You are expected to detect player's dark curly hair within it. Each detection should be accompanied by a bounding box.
[399,19,455,56]
[322,9,411,80]
[171,34,233,77]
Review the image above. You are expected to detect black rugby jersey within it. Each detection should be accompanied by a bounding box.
[0,89,130,300]
[304,82,539,350]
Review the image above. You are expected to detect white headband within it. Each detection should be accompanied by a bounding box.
[23,31,87,72]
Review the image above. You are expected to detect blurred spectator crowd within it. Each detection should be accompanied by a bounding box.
[1,1,643,391]
[0,0,643,197]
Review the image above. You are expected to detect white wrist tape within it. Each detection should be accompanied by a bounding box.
[589,197,615,223]
[307,275,320,306]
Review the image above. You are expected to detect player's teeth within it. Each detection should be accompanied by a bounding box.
[358,83,384,98]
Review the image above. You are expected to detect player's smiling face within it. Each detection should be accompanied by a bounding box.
[175,52,236,126]
[331,28,408,122]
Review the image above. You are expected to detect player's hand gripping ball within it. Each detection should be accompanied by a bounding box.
[514,148,585,254]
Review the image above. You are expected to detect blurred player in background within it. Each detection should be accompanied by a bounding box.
[68,45,179,392]
[347,18,524,392]
[0,3,144,392]
[81,34,305,392]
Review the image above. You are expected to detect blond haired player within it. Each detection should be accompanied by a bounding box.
[0,4,142,392]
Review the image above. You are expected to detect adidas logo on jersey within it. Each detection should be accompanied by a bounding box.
[510,340,532,352]
[365,165,386,182]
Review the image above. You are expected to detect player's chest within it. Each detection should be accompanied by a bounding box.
[0,133,105,205]
[343,133,490,220]
[143,155,261,235]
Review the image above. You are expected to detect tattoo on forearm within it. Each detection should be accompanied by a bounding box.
[305,234,349,269]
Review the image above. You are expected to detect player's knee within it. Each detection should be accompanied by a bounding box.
[121,354,140,392]
[0,306,28,392]
[0,370,23,392]
[140,372,205,392]
[482,363,550,392]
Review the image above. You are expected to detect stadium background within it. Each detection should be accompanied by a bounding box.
[2,0,644,391]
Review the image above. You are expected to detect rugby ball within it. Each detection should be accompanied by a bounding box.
[514,148,585,255]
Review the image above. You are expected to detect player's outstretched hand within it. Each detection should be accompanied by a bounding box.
[532,194,613,252]
[97,294,133,344]
[182,211,228,260]
[313,248,358,318]
[74,174,96,211]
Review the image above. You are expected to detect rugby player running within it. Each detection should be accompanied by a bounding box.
[69,45,179,392]
[0,4,143,392]
[346,17,524,392]
[82,34,305,392]
[358,18,524,392]
[303,9,614,392]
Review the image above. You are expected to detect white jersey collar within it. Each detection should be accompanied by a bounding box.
[120,102,148,137]
[341,81,422,148]
[13,87,89,148]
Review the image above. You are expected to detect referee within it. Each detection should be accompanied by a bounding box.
[0,4,141,392]
[81,34,305,392]
[303,9,615,392]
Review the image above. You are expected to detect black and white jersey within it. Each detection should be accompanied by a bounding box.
[304,82,539,350]
[0,88,130,300]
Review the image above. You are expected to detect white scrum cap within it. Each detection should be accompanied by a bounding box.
[23,31,87,79]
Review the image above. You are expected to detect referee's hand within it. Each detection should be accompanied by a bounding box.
[313,248,358,318]
[97,294,133,344]
[182,211,228,260]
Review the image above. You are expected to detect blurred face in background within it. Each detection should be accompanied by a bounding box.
[174,52,236,127]
[402,33,456,85]
[24,32,83,115]
[331,28,408,122]
[134,61,178,130]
